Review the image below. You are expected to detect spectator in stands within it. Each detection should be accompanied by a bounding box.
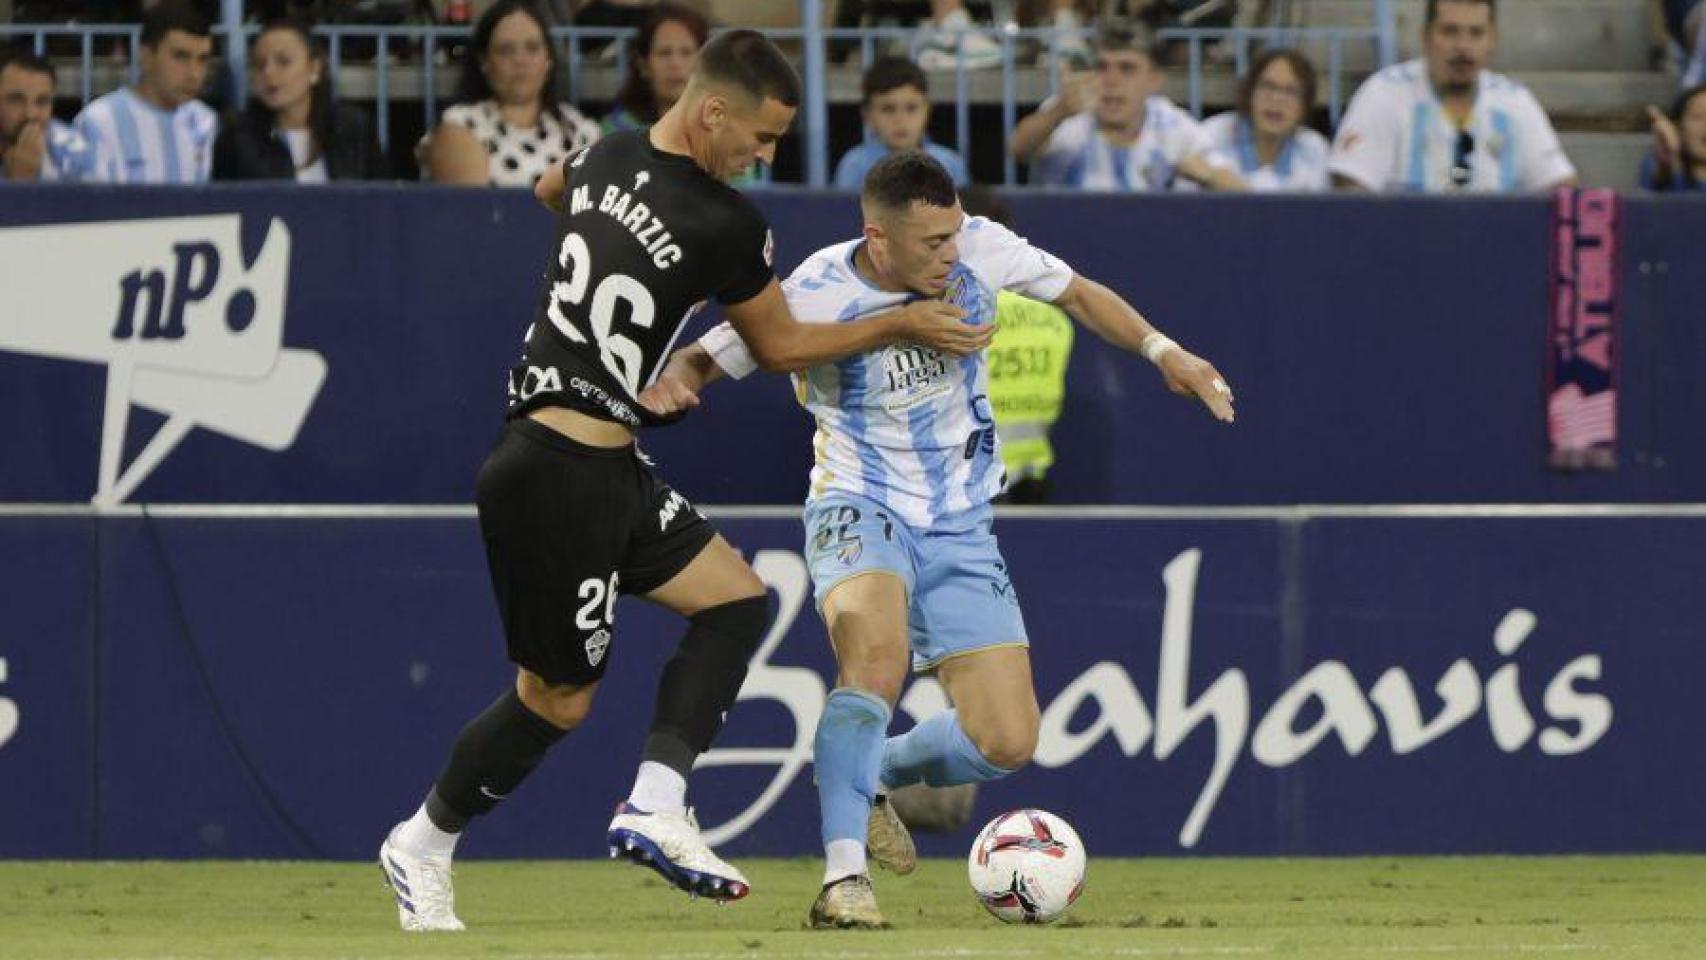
[1329,0,1576,193]
[424,0,600,187]
[917,0,1095,69]
[1200,48,1329,192]
[1656,0,1706,87]
[1010,23,1244,191]
[73,1,217,184]
[213,21,388,182]
[834,57,970,189]
[602,2,706,134]
[958,186,1077,505]
[1642,85,1706,191]
[0,48,99,182]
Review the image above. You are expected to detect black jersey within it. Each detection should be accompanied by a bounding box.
[506,130,775,427]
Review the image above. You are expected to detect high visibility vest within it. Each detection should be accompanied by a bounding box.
[987,291,1074,481]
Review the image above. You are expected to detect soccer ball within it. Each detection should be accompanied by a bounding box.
[967,808,1087,924]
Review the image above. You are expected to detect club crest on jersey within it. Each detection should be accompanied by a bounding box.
[584,629,611,667]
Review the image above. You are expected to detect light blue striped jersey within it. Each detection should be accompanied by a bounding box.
[0,119,98,182]
[1328,59,1574,193]
[1199,112,1330,193]
[701,216,1075,529]
[1032,95,1213,191]
[74,87,217,184]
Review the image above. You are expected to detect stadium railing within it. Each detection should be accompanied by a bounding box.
[1,0,1394,186]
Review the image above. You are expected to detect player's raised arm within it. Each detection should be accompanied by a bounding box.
[722,280,983,373]
[1052,274,1236,423]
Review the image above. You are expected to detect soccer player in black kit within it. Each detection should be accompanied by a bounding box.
[377,30,987,932]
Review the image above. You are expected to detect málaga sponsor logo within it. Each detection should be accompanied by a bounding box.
[696,548,1612,848]
[0,215,325,505]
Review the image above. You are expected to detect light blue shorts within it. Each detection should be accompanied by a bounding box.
[802,492,1029,672]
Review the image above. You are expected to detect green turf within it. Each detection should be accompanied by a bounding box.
[1,857,1702,959]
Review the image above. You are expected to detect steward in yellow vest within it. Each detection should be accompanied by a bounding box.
[988,290,1074,503]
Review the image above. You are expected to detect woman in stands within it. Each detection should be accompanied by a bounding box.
[1642,85,1706,191]
[1199,49,1329,192]
[425,0,600,187]
[601,2,706,135]
[213,20,387,182]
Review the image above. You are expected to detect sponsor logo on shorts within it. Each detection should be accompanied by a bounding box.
[585,628,611,667]
[658,490,694,532]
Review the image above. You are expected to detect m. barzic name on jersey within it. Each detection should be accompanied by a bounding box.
[569,182,683,270]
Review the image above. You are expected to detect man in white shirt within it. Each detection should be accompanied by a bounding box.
[1011,23,1244,192]
[74,1,217,184]
[1330,0,1576,193]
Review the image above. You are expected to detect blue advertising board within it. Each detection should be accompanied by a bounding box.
[2,188,1703,506]
[1,507,1699,859]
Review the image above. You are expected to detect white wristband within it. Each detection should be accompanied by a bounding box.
[1139,333,1179,365]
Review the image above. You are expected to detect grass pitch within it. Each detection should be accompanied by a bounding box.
[1,856,1701,959]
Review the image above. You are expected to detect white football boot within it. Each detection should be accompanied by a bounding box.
[379,825,466,932]
[606,802,751,901]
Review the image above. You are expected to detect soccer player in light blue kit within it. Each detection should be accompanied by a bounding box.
[646,152,1236,927]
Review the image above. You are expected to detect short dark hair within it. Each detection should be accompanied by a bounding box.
[458,0,562,110]
[1425,0,1496,27]
[1093,21,1162,65]
[696,29,800,108]
[863,151,958,212]
[0,47,56,85]
[861,57,928,106]
[1669,85,1706,188]
[141,1,212,48]
[1236,49,1316,121]
[615,3,708,123]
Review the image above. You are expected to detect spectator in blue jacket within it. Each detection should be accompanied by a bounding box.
[834,57,970,189]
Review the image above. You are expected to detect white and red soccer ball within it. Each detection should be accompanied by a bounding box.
[967,808,1087,924]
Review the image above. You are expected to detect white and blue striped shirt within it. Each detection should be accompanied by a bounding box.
[74,87,217,184]
[701,216,1075,529]
[1200,112,1330,193]
[1328,59,1574,193]
[1031,95,1214,191]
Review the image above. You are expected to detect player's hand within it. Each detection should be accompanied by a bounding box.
[899,300,991,357]
[1159,349,1235,423]
[3,120,45,181]
[638,373,700,418]
[1646,105,1682,170]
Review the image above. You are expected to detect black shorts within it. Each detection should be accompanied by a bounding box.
[475,418,717,686]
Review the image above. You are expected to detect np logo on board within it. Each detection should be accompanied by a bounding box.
[0,215,326,505]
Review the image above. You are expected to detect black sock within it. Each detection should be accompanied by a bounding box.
[643,595,770,777]
[428,688,568,831]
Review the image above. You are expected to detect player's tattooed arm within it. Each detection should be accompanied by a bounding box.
[1053,275,1236,423]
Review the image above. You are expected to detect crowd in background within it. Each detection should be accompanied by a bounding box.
[2,0,1704,192]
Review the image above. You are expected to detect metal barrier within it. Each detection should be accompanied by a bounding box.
[2,2,1392,186]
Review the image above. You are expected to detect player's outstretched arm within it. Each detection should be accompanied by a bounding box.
[724,280,987,373]
[1053,275,1236,423]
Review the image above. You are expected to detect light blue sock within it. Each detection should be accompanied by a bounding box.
[878,708,1014,790]
[814,687,892,847]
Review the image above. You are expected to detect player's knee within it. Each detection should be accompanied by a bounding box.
[687,594,770,659]
[515,673,597,731]
[974,719,1039,772]
[837,646,908,705]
